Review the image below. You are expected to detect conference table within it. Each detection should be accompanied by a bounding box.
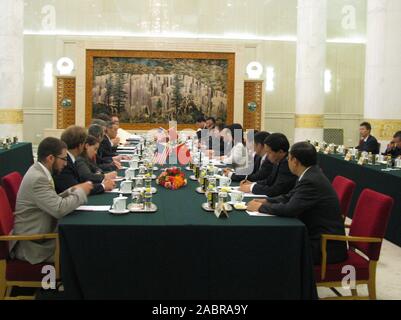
[59,166,318,300]
[0,143,34,179]
[318,153,401,247]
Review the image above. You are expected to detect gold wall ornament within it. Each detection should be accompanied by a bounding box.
[56,77,76,129]
[295,114,324,129]
[0,109,23,124]
[366,119,401,140]
[243,80,263,131]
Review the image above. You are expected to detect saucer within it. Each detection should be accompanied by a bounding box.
[118,190,132,195]
[133,187,157,194]
[189,175,198,181]
[233,202,247,210]
[228,201,246,206]
[108,209,130,215]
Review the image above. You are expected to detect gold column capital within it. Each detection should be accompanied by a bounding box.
[295,114,324,129]
[365,119,401,140]
[0,109,23,124]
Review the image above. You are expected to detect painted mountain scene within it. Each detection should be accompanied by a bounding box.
[91,56,230,124]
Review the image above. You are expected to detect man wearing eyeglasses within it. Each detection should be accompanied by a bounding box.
[11,137,93,265]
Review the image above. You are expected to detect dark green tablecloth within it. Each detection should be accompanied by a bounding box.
[318,153,401,247]
[0,143,34,180]
[59,167,317,300]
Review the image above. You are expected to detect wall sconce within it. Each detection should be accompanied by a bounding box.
[57,57,75,75]
[266,66,275,92]
[324,69,332,93]
[246,62,263,79]
[43,63,53,87]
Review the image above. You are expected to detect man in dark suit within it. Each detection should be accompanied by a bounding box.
[225,131,273,182]
[247,142,348,265]
[53,126,115,195]
[99,121,119,160]
[240,133,297,197]
[384,131,401,158]
[356,122,380,154]
[196,116,206,140]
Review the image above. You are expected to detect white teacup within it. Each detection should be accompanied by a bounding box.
[134,177,144,189]
[112,195,127,212]
[129,160,139,169]
[219,176,232,188]
[125,168,136,180]
[378,155,385,162]
[120,180,133,194]
[230,190,244,204]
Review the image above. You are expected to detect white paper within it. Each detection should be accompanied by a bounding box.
[246,211,273,217]
[113,178,125,182]
[105,188,121,193]
[117,146,137,150]
[76,205,111,211]
[243,193,267,198]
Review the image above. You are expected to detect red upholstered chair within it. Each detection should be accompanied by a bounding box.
[315,189,394,300]
[332,176,356,222]
[0,187,59,300]
[1,172,23,212]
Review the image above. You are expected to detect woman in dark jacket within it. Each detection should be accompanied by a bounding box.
[76,135,117,184]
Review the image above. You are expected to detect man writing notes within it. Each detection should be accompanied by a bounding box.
[11,138,93,264]
[247,142,348,265]
[239,133,297,197]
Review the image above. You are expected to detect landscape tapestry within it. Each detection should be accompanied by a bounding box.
[86,50,235,129]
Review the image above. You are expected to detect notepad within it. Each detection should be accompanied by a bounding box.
[246,211,273,217]
[105,188,121,193]
[76,206,111,212]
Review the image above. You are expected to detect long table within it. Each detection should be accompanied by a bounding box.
[318,153,401,247]
[59,167,317,300]
[0,143,34,180]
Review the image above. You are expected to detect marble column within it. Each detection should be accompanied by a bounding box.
[364,0,401,145]
[294,0,327,143]
[0,0,24,141]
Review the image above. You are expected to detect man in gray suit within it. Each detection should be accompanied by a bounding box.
[11,137,93,265]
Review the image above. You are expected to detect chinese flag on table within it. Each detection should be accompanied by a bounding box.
[176,143,191,165]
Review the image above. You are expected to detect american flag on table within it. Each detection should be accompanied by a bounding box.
[152,142,171,165]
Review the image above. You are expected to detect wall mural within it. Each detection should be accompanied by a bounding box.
[86,50,235,130]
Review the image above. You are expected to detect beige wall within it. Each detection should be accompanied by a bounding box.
[24,36,366,147]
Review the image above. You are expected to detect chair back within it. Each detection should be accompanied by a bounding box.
[332,176,356,219]
[1,172,23,212]
[0,187,15,260]
[349,189,394,261]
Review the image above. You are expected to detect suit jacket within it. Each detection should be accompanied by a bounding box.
[259,165,348,265]
[252,157,297,197]
[75,156,105,184]
[99,136,118,160]
[231,154,274,183]
[11,162,87,264]
[356,135,380,154]
[95,154,117,172]
[53,154,104,195]
[384,147,401,158]
[208,135,225,157]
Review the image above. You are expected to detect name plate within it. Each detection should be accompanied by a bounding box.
[214,203,229,219]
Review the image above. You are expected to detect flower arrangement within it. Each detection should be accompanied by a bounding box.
[156,167,187,190]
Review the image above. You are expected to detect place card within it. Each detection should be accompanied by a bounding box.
[214,202,229,219]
